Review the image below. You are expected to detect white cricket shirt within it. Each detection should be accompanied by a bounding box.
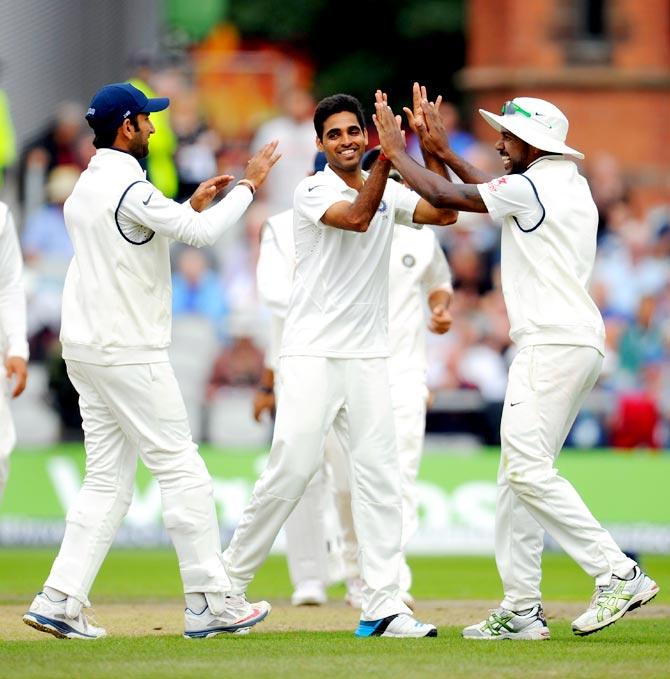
[478,155,605,354]
[388,226,452,379]
[281,165,421,358]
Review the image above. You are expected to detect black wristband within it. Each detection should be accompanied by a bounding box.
[258,385,273,394]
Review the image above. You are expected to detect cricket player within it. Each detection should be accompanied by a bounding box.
[255,149,454,608]
[253,154,334,607]
[0,201,28,501]
[23,82,280,640]
[224,93,456,638]
[373,83,659,639]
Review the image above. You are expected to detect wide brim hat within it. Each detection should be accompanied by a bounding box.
[479,97,584,160]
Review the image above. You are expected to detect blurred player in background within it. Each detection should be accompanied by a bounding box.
[374,83,659,640]
[23,82,280,640]
[0,202,28,501]
[224,92,456,638]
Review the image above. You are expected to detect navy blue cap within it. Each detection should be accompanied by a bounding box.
[85,82,169,132]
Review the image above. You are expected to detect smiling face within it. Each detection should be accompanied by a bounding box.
[495,128,536,175]
[317,111,368,174]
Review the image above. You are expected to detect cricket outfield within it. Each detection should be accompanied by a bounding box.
[1,552,669,679]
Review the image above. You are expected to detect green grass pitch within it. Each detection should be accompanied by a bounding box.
[1,550,669,678]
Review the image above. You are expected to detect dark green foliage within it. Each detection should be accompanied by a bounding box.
[229,0,467,118]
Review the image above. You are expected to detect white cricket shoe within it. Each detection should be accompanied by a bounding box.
[23,591,107,640]
[463,605,550,640]
[572,566,659,636]
[355,613,437,638]
[344,578,363,609]
[184,594,271,638]
[291,580,327,606]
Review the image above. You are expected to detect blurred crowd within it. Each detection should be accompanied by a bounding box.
[1,55,668,449]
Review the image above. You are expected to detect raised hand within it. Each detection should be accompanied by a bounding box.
[418,89,451,158]
[372,90,406,160]
[244,140,281,190]
[189,174,235,212]
[403,82,428,135]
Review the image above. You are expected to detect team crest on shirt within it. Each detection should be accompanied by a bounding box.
[402,254,415,268]
[377,199,388,213]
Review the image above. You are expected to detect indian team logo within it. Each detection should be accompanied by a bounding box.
[402,254,415,268]
[377,199,388,214]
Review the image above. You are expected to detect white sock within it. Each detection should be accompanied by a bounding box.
[616,566,637,581]
[185,592,207,613]
[43,586,67,602]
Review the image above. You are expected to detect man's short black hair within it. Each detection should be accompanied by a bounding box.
[314,94,365,140]
[92,113,140,149]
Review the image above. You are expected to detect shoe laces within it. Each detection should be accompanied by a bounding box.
[588,584,608,608]
[223,593,251,616]
[81,603,102,630]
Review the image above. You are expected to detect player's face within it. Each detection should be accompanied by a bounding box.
[128,113,155,160]
[495,129,532,175]
[317,111,368,173]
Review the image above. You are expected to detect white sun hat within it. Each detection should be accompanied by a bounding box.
[479,97,584,160]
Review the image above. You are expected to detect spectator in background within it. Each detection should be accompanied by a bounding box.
[22,165,78,265]
[172,90,220,202]
[618,295,664,379]
[251,87,315,214]
[586,152,627,240]
[19,102,86,214]
[172,246,230,339]
[22,166,79,361]
[128,51,178,198]
[0,61,17,190]
[208,315,264,393]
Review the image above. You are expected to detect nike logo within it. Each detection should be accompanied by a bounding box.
[307,186,319,192]
[142,192,154,206]
[510,401,523,407]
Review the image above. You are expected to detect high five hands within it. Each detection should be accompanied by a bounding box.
[373,83,450,162]
[372,90,406,161]
[404,82,450,159]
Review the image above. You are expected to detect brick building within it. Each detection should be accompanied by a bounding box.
[458,0,670,209]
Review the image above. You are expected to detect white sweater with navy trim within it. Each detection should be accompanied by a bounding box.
[61,148,252,365]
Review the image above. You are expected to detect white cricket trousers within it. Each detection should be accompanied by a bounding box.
[497,345,636,610]
[45,360,230,605]
[223,355,411,621]
[328,377,428,592]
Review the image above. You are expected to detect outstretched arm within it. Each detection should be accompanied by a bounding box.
[416,95,495,185]
[374,98,488,213]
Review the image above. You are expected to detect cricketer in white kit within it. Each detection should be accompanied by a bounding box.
[255,204,454,608]
[0,201,28,501]
[23,82,280,640]
[374,83,659,640]
[223,93,456,638]
[254,206,334,606]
